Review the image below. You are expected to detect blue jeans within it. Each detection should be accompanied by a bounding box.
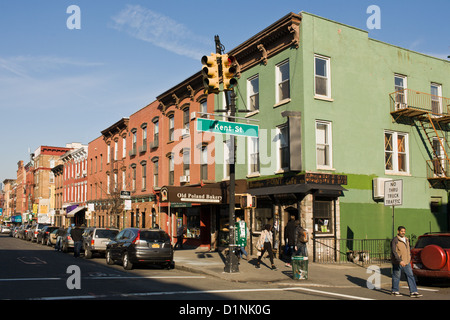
[391,263,418,293]
[73,241,83,257]
[238,246,248,258]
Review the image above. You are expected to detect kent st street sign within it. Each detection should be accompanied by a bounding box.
[196,118,259,138]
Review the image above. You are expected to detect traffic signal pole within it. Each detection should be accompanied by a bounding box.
[213,35,239,273]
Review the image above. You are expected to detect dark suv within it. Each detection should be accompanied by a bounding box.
[411,232,450,284]
[106,228,174,270]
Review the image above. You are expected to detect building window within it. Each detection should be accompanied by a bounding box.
[142,124,147,150]
[122,170,126,190]
[384,131,409,174]
[224,139,231,179]
[182,149,190,179]
[276,60,290,103]
[168,154,174,185]
[248,137,260,175]
[314,55,331,98]
[316,121,333,169]
[277,125,289,171]
[394,74,407,108]
[200,99,208,118]
[168,114,175,141]
[131,164,136,191]
[152,158,159,187]
[201,145,208,180]
[314,199,333,234]
[248,75,259,111]
[122,136,126,158]
[183,107,190,130]
[132,130,137,154]
[431,83,442,114]
[141,161,147,190]
[153,118,159,144]
[107,144,111,164]
[114,140,118,161]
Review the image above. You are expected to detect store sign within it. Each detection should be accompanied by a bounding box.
[197,118,259,138]
[248,173,347,189]
[160,186,224,204]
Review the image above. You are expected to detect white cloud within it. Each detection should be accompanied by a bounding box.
[110,5,210,60]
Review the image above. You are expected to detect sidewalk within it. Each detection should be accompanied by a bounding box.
[173,248,393,289]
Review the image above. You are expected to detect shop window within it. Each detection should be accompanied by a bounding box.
[314,199,333,234]
[255,207,272,232]
[186,208,200,239]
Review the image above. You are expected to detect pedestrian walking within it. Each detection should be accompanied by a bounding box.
[284,215,297,267]
[55,227,65,252]
[70,225,83,258]
[390,226,422,298]
[174,225,186,250]
[235,216,249,260]
[256,224,277,270]
[294,220,309,257]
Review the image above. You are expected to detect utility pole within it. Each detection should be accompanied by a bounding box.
[202,35,239,273]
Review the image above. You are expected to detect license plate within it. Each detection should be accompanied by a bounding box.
[151,243,160,248]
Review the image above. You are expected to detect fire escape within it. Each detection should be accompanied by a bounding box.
[390,88,450,189]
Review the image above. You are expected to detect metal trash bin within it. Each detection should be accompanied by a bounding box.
[292,256,308,280]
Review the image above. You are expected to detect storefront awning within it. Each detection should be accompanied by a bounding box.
[67,206,86,217]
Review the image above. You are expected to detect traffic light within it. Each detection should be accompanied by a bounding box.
[222,54,238,91]
[201,53,220,94]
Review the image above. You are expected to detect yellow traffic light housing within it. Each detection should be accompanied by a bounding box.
[222,54,238,91]
[201,53,220,94]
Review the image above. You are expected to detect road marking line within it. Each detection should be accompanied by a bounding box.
[34,287,373,300]
[0,276,205,282]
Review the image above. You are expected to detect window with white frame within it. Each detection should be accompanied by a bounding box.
[107,144,111,163]
[314,55,331,98]
[394,74,407,108]
[168,114,175,141]
[247,75,259,111]
[384,131,409,174]
[316,121,333,169]
[122,170,126,190]
[277,125,289,171]
[248,137,260,175]
[276,60,290,103]
[122,136,126,158]
[431,83,442,114]
[223,138,231,179]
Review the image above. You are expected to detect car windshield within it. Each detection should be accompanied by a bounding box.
[415,235,450,249]
[96,229,119,238]
[139,230,170,242]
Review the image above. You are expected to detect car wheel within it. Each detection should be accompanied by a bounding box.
[106,250,115,265]
[85,248,92,259]
[122,252,133,270]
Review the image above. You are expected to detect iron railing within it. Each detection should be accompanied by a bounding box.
[313,237,393,264]
[389,88,450,116]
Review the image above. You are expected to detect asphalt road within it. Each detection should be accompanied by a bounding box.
[1,233,450,312]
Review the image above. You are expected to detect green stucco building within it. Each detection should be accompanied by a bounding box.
[212,12,450,259]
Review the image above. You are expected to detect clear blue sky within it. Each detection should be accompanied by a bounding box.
[1,0,449,183]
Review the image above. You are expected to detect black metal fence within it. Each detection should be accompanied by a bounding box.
[313,237,393,264]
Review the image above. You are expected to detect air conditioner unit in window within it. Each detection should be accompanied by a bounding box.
[181,128,190,136]
[373,178,392,199]
[180,175,190,183]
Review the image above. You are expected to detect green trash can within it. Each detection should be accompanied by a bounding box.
[292,256,308,280]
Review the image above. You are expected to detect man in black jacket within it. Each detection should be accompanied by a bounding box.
[70,225,83,258]
[284,215,297,266]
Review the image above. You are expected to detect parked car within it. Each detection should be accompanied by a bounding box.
[1,225,11,234]
[29,223,50,242]
[82,227,119,259]
[47,228,60,246]
[11,226,19,237]
[17,224,31,239]
[411,232,450,284]
[61,226,85,252]
[37,226,59,245]
[106,228,174,270]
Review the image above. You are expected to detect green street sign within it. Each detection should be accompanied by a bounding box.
[197,118,259,138]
